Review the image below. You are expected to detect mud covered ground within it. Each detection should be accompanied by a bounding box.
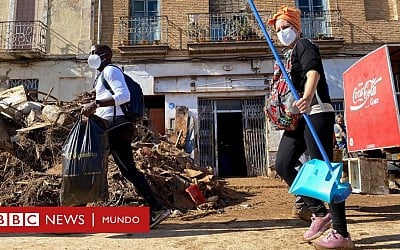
[1,177,399,250]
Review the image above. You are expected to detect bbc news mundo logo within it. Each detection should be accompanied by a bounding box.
[0,207,149,233]
[0,213,40,227]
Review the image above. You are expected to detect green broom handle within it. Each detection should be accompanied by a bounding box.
[247,0,333,172]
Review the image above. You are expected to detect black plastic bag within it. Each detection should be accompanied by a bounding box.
[60,115,109,206]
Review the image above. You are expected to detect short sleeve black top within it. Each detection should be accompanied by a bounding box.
[290,38,332,105]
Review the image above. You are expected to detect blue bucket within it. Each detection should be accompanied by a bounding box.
[289,159,352,203]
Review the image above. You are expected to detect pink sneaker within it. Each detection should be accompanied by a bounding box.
[303,213,332,241]
[314,230,355,249]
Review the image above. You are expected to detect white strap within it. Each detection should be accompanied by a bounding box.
[315,90,326,112]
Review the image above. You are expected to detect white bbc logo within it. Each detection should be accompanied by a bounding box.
[0,213,40,227]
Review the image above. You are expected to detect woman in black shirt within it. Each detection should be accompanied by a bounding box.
[268,6,355,249]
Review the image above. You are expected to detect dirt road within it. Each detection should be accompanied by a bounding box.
[1,177,399,250]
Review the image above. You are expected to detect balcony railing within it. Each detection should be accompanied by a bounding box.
[0,21,47,53]
[301,10,343,40]
[119,16,168,46]
[188,12,273,43]
[188,10,343,43]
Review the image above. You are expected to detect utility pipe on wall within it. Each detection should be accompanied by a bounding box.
[97,0,102,44]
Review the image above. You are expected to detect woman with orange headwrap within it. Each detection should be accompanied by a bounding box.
[268,6,355,250]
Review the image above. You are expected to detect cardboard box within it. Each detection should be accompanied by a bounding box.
[333,149,343,162]
[347,158,389,194]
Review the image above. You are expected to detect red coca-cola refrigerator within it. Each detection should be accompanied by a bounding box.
[343,44,400,153]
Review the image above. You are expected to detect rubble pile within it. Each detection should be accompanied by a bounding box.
[0,86,235,213]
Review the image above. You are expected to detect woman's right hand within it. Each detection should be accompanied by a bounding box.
[293,97,312,113]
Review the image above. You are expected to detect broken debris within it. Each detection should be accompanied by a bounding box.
[0,86,236,219]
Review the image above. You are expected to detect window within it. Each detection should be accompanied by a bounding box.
[7,0,36,50]
[364,0,399,21]
[131,0,158,17]
[296,0,328,39]
[129,0,160,44]
[297,0,324,13]
[209,0,248,41]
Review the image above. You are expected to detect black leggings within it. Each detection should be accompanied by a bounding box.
[107,119,163,211]
[275,112,349,236]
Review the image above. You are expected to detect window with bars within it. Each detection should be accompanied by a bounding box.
[208,0,250,41]
[296,0,329,39]
[129,0,160,44]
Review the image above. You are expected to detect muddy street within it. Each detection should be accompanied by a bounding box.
[1,177,399,250]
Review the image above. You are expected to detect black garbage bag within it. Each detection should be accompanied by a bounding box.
[60,115,109,206]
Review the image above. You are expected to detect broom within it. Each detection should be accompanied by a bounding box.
[247,0,351,203]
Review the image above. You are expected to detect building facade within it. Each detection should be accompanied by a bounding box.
[0,0,399,177]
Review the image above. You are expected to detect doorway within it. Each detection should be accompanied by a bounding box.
[144,95,165,135]
[198,97,267,177]
[217,112,247,177]
[14,0,35,50]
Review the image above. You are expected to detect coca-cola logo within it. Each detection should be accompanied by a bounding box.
[349,76,381,111]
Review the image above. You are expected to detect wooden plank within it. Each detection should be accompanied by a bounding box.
[16,122,51,132]
[174,106,189,147]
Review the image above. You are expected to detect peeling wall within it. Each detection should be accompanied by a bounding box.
[48,0,93,55]
[0,0,92,55]
[0,0,94,101]
[0,0,10,20]
[0,61,93,101]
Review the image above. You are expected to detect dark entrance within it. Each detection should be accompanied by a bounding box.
[15,0,35,50]
[198,97,267,177]
[217,112,247,177]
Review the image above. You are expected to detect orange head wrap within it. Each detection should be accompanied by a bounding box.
[268,6,302,32]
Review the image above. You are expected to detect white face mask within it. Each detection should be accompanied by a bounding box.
[87,54,103,70]
[277,27,298,46]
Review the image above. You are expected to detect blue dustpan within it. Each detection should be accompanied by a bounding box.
[288,159,351,203]
[247,0,351,203]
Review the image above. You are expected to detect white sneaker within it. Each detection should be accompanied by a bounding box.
[150,208,171,229]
